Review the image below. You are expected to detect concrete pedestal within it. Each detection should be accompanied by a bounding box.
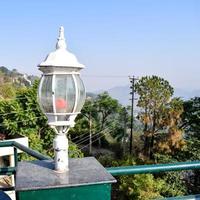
[15,157,116,200]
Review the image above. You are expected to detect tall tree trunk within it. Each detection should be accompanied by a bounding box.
[150,135,154,159]
[150,111,156,159]
[99,114,106,149]
[143,123,149,157]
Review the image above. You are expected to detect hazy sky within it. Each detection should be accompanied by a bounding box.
[0,0,199,91]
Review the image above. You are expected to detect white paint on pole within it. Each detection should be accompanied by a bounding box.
[53,133,68,172]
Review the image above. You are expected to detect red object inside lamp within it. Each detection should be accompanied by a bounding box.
[56,98,67,110]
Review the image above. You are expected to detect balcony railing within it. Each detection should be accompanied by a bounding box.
[0,141,200,199]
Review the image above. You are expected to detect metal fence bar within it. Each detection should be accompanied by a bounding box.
[14,147,18,167]
[0,167,16,176]
[0,141,13,147]
[12,141,51,160]
[106,161,200,176]
[0,141,51,161]
[159,194,200,199]
[1,186,15,192]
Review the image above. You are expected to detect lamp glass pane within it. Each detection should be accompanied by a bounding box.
[40,75,53,113]
[75,75,86,112]
[54,75,75,117]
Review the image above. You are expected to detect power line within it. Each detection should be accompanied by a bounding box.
[71,121,106,144]
[68,132,108,154]
[73,133,92,145]
[75,132,100,146]
[75,125,111,146]
[68,130,110,154]
[72,114,119,145]
[82,75,129,78]
[79,130,111,151]
[70,132,90,142]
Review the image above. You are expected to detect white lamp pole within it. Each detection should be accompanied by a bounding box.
[37,26,86,172]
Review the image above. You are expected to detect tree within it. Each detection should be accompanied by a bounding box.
[182,97,200,138]
[178,97,200,161]
[0,83,16,99]
[178,97,200,193]
[0,81,51,155]
[94,92,121,130]
[135,76,184,159]
[119,174,165,200]
[0,66,10,76]
[156,98,185,154]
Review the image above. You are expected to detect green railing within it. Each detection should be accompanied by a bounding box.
[0,141,200,199]
[0,141,51,160]
[106,162,200,199]
[106,161,200,175]
[0,141,51,193]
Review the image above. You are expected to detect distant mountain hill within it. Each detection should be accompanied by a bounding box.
[107,86,130,105]
[94,85,200,106]
[174,88,200,100]
[0,66,39,87]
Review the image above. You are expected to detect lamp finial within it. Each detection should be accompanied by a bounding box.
[56,26,67,50]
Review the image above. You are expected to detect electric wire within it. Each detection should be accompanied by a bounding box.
[70,132,90,142]
[72,114,119,144]
[71,125,101,144]
[75,126,111,146]
[79,130,111,151]
[75,123,115,146]
[68,130,111,154]
[70,119,105,143]
[82,75,129,78]
[75,129,107,146]
[72,117,117,145]
[72,133,91,144]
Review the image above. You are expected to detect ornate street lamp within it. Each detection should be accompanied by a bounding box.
[38,26,86,172]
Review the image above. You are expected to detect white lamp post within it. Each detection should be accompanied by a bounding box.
[38,26,86,172]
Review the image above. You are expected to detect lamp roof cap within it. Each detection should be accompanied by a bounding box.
[39,26,84,69]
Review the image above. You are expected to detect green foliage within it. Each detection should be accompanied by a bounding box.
[182,139,200,161]
[70,98,99,137]
[154,153,187,197]
[98,154,116,167]
[69,142,84,158]
[182,97,200,138]
[0,80,83,159]
[136,76,174,107]
[119,174,165,200]
[135,76,184,159]
[0,83,16,99]
[160,171,186,197]
[0,81,47,137]
[95,92,121,129]
[177,97,200,194]
[69,92,125,151]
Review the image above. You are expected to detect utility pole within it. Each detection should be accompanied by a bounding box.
[129,76,138,155]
